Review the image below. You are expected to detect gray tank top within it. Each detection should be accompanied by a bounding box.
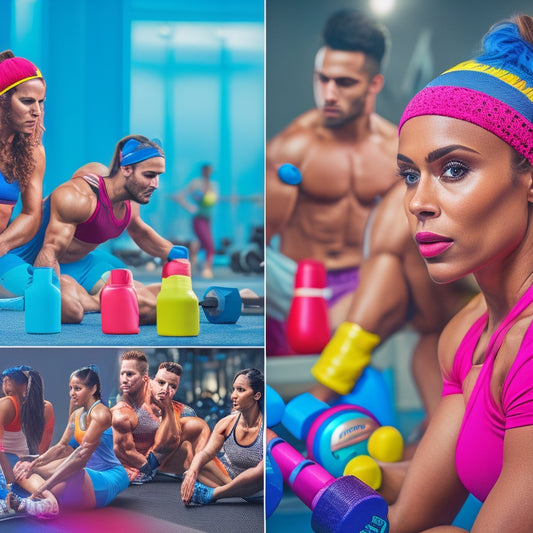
[220,412,263,478]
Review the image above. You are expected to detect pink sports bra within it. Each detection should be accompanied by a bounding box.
[73,175,131,244]
[442,284,533,502]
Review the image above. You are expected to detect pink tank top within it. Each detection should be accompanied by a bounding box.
[73,174,131,244]
[442,284,533,502]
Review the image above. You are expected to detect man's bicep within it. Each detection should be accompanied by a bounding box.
[265,133,303,234]
[112,411,137,448]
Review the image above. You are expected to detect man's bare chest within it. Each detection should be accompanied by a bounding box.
[299,142,393,203]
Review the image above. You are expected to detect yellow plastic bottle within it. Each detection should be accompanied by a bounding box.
[156,258,199,336]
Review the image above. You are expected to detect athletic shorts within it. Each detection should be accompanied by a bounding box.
[60,248,127,293]
[86,464,129,508]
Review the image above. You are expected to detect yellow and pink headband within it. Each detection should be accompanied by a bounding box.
[0,56,43,96]
[399,22,533,164]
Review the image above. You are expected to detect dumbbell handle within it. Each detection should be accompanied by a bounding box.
[199,297,220,309]
[267,429,390,533]
[268,435,333,510]
[199,296,264,315]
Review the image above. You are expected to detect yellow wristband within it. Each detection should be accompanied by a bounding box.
[311,322,380,395]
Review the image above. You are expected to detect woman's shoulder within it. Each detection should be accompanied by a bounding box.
[439,293,486,371]
[87,402,112,429]
[216,411,239,436]
[43,400,54,416]
[0,395,16,415]
[91,401,111,416]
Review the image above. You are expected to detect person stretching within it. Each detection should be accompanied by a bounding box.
[111,351,219,484]
[9,366,128,519]
[181,368,264,506]
[0,365,54,515]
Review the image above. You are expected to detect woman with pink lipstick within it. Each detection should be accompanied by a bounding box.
[384,14,533,533]
[180,368,264,506]
[0,50,46,294]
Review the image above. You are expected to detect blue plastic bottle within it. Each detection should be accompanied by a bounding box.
[24,267,61,334]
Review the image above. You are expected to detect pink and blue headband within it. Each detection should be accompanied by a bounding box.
[399,23,533,164]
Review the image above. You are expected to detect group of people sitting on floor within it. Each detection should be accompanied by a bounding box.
[0,352,264,519]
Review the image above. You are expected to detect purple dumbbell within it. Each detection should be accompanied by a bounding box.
[268,433,389,533]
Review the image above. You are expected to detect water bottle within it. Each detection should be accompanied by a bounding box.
[157,258,199,336]
[100,269,139,334]
[25,267,61,334]
[286,259,330,353]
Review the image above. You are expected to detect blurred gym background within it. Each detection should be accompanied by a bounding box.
[267,0,533,137]
[0,0,264,274]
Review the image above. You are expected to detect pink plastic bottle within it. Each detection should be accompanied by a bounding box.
[286,259,331,354]
[100,269,139,334]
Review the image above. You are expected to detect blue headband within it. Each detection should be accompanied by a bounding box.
[2,365,32,383]
[120,138,164,167]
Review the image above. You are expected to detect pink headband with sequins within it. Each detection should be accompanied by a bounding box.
[399,60,533,164]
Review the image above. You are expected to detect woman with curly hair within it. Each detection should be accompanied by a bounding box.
[0,50,46,295]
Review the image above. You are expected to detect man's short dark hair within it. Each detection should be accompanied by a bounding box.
[322,9,389,76]
[158,361,183,377]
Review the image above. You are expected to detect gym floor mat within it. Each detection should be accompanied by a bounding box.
[0,268,264,346]
[0,476,264,533]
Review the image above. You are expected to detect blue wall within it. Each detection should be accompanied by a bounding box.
[0,0,264,251]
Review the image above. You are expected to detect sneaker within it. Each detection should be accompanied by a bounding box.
[186,481,214,507]
[130,470,155,485]
[0,497,16,520]
[8,493,58,519]
[130,461,156,485]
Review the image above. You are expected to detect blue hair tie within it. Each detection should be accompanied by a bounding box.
[88,364,99,374]
[2,365,32,383]
[121,138,164,166]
